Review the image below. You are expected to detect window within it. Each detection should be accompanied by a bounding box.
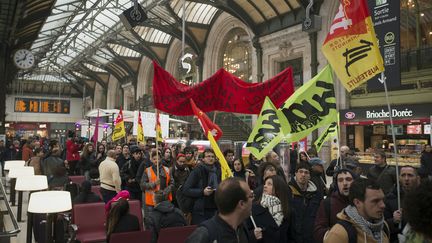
[279,58,303,89]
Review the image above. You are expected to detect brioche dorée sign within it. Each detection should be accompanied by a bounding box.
[341,104,431,122]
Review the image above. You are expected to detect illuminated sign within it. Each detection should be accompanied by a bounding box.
[14,98,70,114]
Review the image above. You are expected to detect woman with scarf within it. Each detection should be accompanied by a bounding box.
[248,175,290,243]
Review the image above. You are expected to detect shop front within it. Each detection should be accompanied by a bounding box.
[340,104,432,167]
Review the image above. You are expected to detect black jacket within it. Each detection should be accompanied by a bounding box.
[73,192,102,204]
[186,215,251,243]
[247,203,290,243]
[120,157,142,191]
[420,151,432,177]
[384,186,407,243]
[146,201,187,243]
[182,164,221,215]
[367,164,396,194]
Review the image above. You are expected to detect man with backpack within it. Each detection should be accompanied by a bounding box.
[186,177,253,243]
[314,169,356,242]
[324,178,390,243]
[146,191,187,243]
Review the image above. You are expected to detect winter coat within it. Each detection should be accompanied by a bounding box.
[146,201,187,243]
[420,151,432,177]
[66,140,82,162]
[22,144,33,162]
[120,157,142,192]
[41,155,64,178]
[288,179,322,243]
[324,211,390,243]
[314,191,350,243]
[367,165,396,195]
[29,156,43,175]
[182,164,221,216]
[247,203,290,243]
[80,153,97,171]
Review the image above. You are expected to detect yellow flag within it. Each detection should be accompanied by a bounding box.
[112,108,126,141]
[322,1,384,92]
[207,131,233,181]
[314,122,338,152]
[155,110,163,143]
[137,111,145,143]
[246,97,284,160]
[277,65,337,143]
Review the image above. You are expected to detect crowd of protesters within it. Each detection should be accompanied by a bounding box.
[1,132,432,243]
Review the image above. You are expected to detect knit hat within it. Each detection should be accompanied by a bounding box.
[309,157,324,167]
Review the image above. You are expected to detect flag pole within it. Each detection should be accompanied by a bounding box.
[382,73,401,212]
[155,109,160,178]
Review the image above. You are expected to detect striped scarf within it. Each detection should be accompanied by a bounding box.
[260,194,284,226]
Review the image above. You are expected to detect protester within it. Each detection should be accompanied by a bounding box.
[309,157,327,198]
[120,145,143,201]
[232,157,246,180]
[48,166,70,190]
[367,151,397,194]
[28,148,44,175]
[419,144,432,179]
[288,162,322,243]
[324,178,389,243]
[41,140,64,179]
[186,177,253,243]
[106,198,140,242]
[223,149,235,169]
[171,153,190,205]
[21,139,33,162]
[99,150,121,203]
[265,151,280,164]
[183,149,221,224]
[246,154,264,190]
[146,191,187,243]
[65,131,83,175]
[326,145,350,176]
[248,175,290,243]
[73,180,102,204]
[314,169,356,243]
[401,180,432,243]
[80,143,96,179]
[184,146,197,170]
[384,166,421,243]
[95,143,107,167]
[141,150,174,211]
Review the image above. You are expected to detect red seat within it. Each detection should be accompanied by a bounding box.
[73,202,106,243]
[69,175,86,185]
[156,225,197,243]
[128,200,143,230]
[91,185,102,200]
[109,230,152,243]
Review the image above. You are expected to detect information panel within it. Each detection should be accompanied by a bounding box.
[15,98,70,114]
[367,0,401,90]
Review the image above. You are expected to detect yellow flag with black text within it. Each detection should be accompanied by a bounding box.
[246,97,284,160]
[112,107,126,141]
[322,0,384,92]
[314,121,338,152]
[277,65,337,143]
[137,111,145,143]
[208,131,233,181]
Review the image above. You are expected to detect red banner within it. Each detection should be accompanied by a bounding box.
[152,61,294,116]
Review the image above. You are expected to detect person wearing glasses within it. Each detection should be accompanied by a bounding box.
[247,175,291,243]
[288,162,323,243]
[182,148,221,224]
[186,177,253,243]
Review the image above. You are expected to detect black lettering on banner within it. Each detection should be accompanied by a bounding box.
[246,109,281,152]
[315,122,337,148]
[280,80,336,133]
[343,39,373,77]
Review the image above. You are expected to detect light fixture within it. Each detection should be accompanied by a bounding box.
[28,191,72,243]
[4,160,25,171]
[15,175,48,238]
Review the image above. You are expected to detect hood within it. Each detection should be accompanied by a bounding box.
[332,191,350,204]
[289,178,317,197]
[155,200,175,213]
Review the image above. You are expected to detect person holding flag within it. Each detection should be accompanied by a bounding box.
[112,107,126,142]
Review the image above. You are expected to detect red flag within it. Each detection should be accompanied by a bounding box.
[190,99,223,141]
[153,61,295,115]
[92,109,99,145]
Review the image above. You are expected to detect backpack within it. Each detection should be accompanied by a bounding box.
[176,184,195,213]
[336,220,390,243]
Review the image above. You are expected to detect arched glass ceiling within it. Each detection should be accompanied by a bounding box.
[171,1,218,25]
[84,63,106,73]
[108,44,141,58]
[23,73,69,83]
[134,27,172,44]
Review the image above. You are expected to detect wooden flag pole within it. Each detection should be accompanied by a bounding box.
[155,110,160,179]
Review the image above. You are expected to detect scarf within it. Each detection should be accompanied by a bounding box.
[345,205,385,242]
[260,194,284,226]
[203,164,218,189]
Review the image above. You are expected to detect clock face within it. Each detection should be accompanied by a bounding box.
[13,49,35,69]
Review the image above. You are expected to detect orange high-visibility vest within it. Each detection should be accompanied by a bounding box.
[145,166,172,206]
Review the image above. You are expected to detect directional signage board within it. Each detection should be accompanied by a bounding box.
[367,0,401,90]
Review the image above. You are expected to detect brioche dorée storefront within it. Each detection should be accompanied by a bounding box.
[340,104,431,154]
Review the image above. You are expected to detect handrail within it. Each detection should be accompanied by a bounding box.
[0,178,21,237]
